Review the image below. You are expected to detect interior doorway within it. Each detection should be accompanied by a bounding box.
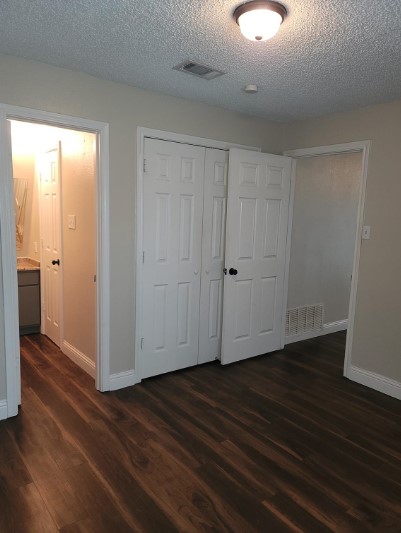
[0,105,110,419]
[284,142,370,379]
[11,120,97,377]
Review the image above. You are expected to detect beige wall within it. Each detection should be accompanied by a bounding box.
[0,52,283,401]
[288,153,361,324]
[12,153,40,259]
[61,131,96,362]
[3,52,399,404]
[283,100,401,382]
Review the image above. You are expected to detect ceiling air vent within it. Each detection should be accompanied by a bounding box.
[173,61,225,80]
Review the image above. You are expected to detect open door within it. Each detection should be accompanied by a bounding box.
[38,144,62,347]
[221,148,292,365]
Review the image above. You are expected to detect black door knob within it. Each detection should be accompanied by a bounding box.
[229,268,238,275]
[52,259,60,266]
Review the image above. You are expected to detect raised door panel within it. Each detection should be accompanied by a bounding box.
[179,195,194,262]
[263,199,281,259]
[152,284,168,352]
[233,279,253,340]
[177,282,191,346]
[155,194,170,263]
[238,197,257,260]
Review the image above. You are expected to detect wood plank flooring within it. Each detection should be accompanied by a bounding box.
[1,332,401,532]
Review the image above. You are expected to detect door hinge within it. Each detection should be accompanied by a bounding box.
[94,274,97,282]
[142,251,145,264]
[143,159,147,173]
[140,338,144,350]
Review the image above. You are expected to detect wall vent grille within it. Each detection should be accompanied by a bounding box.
[173,60,225,80]
[285,304,324,337]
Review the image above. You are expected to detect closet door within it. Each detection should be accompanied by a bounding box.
[198,148,228,363]
[141,138,205,379]
[221,148,292,365]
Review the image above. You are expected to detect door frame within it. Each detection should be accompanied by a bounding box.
[284,141,371,379]
[135,127,260,380]
[0,104,111,418]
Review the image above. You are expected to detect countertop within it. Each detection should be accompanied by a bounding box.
[17,257,40,271]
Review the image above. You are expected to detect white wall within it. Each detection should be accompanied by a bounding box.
[283,99,401,384]
[288,152,361,324]
[0,52,283,401]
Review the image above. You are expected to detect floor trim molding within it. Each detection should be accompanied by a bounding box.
[284,319,348,345]
[0,399,8,420]
[347,366,401,400]
[62,340,96,379]
[109,370,139,391]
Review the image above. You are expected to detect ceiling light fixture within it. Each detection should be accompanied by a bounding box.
[234,1,287,42]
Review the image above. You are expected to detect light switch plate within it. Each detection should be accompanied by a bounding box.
[68,215,76,230]
[362,225,370,240]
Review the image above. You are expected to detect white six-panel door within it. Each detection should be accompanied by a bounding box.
[141,140,292,378]
[198,148,228,363]
[39,144,62,347]
[141,138,205,379]
[221,148,292,365]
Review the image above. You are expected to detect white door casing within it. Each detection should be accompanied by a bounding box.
[141,138,205,379]
[284,141,371,382]
[198,148,228,363]
[2,119,21,412]
[221,148,292,365]
[38,144,62,347]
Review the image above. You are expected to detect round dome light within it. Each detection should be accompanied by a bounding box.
[234,1,287,42]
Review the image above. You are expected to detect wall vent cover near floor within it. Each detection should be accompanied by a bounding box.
[173,61,225,80]
[285,304,324,337]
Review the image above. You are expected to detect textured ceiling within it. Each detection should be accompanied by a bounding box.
[0,0,400,121]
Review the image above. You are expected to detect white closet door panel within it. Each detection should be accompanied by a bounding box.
[141,138,205,379]
[198,148,228,363]
[221,148,292,365]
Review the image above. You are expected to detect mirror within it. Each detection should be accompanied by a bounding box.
[14,178,28,250]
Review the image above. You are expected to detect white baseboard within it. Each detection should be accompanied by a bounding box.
[62,340,96,379]
[346,365,401,401]
[0,399,8,420]
[109,370,139,391]
[285,319,348,345]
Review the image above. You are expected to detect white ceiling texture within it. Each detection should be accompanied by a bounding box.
[0,0,400,121]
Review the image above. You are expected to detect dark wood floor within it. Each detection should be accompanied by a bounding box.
[1,333,401,532]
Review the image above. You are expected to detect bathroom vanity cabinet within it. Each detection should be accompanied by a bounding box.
[18,269,41,335]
